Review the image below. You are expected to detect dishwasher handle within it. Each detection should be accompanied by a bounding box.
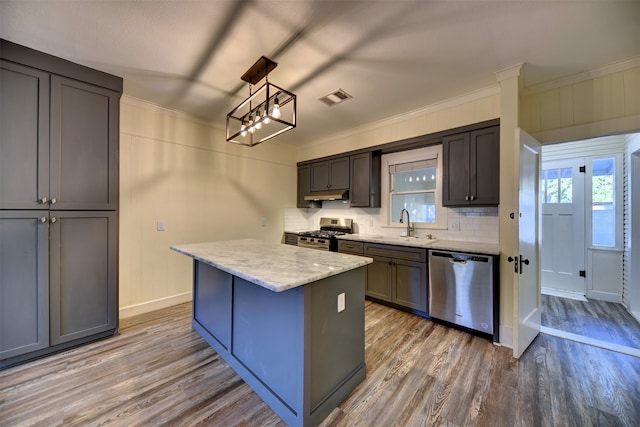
[449,258,467,265]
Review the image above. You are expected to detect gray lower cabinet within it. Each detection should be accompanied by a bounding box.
[363,243,428,314]
[0,211,118,362]
[49,211,118,346]
[284,232,298,245]
[0,211,49,360]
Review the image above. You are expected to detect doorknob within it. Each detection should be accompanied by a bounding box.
[507,256,518,273]
[519,255,529,274]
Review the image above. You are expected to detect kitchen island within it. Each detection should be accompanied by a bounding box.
[170,239,372,427]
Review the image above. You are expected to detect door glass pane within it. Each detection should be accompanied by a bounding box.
[392,193,435,223]
[540,170,547,204]
[592,158,615,247]
[560,168,572,203]
[546,169,558,203]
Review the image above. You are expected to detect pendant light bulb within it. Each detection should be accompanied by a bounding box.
[263,108,270,124]
[272,97,281,119]
[254,109,262,130]
[240,123,247,137]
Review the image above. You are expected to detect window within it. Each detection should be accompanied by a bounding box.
[591,157,616,247]
[381,146,446,229]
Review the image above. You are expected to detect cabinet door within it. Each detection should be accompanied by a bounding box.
[329,157,350,189]
[366,256,392,301]
[0,61,50,210]
[0,211,49,360]
[50,76,119,210]
[392,259,428,312]
[469,127,500,205]
[194,261,232,350]
[350,153,371,207]
[310,161,330,191]
[49,211,118,345]
[442,133,471,206]
[297,165,318,208]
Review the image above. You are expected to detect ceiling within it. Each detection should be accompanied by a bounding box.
[2,1,639,146]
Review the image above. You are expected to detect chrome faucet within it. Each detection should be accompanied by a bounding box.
[399,208,414,237]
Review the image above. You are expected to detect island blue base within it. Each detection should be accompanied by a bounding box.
[191,260,366,426]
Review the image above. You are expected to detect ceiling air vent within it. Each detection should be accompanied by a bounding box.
[318,89,353,107]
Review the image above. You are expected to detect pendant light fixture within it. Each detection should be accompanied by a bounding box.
[226,56,296,146]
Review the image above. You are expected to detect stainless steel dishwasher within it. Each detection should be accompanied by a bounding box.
[428,250,494,335]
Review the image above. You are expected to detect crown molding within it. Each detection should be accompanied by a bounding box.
[495,63,524,83]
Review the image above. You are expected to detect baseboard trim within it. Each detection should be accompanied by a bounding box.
[119,292,192,319]
[540,326,640,358]
[499,325,513,348]
[586,290,623,303]
[541,287,587,301]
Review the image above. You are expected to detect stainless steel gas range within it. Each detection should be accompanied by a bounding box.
[297,218,353,251]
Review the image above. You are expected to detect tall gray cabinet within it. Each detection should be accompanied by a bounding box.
[0,40,121,368]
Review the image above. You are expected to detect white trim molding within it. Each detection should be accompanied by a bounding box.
[119,291,192,319]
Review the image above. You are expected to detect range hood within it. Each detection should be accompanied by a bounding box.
[304,189,349,201]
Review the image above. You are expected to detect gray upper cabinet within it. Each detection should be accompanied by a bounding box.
[350,152,381,208]
[0,61,50,210]
[310,157,350,191]
[0,211,50,360]
[297,164,319,208]
[50,76,119,210]
[442,126,500,206]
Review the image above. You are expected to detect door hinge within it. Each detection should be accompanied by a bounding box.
[579,270,586,277]
[579,165,586,173]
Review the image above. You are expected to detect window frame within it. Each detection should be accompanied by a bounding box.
[586,153,623,251]
[381,145,447,230]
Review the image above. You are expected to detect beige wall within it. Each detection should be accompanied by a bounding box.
[119,96,297,317]
[521,63,640,143]
[296,87,500,162]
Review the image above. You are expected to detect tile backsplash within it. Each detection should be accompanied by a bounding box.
[284,203,498,244]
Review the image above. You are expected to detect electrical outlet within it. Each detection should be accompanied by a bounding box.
[337,293,345,312]
[449,219,460,231]
[261,217,267,227]
[157,220,166,231]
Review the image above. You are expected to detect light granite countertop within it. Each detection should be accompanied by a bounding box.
[171,239,373,293]
[337,234,499,255]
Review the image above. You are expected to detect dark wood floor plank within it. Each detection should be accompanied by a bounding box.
[541,294,640,349]
[2,301,639,426]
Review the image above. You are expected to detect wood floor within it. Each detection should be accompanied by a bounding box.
[541,294,640,350]
[2,301,639,426]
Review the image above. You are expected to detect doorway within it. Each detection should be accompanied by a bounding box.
[539,135,640,356]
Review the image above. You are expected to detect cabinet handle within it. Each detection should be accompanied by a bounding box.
[50,197,57,204]
[465,195,470,201]
[470,195,476,201]
[40,217,48,223]
[50,217,57,224]
[40,196,48,204]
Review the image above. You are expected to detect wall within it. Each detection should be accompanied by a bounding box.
[625,133,640,320]
[296,87,500,162]
[521,61,640,143]
[119,96,297,317]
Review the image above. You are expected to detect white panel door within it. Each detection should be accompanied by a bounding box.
[540,159,585,296]
[513,129,541,359]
